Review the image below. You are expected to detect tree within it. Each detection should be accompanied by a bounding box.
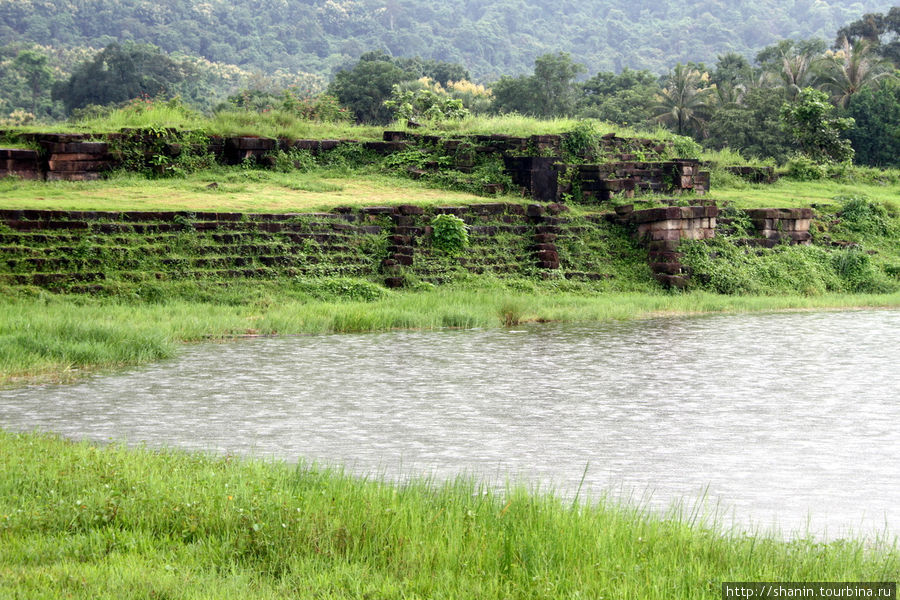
[822,37,895,109]
[845,79,900,167]
[756,38,827,99]
[491,52,584,118]
[652,64,714,137]
[491,74,537,115]
[780,87,855,163]
[52,43,184,113]
[836,8,900,67]
[712,52,753,88]
[326,51,413,123]
[577,68,660,125]
[12,49,52,115]
[531,52,585,117]
[705,87,794,161]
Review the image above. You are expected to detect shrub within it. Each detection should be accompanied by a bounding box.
[784,154,827,181]
[430,214,469,254]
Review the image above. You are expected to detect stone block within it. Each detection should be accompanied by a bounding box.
[648,240,680,252]
[650,229,682,241]
[655,273,689,288]
[361,206,396,216]
[227,136,276,151]
[2,148,39,160]
[532,243,557,252]
[47,160,110,172]
[651,262,683,275]
[649,219,681,231]
[649,250,684,263]
[526,204,546,217]
[293,139,320,151]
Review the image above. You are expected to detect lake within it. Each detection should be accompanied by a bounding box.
[1,309,898,539]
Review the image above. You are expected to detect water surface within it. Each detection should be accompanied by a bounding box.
[2,310,898,539]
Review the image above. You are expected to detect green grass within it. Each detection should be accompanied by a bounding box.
[0,430,896,599]
[2,284,899,385]
[0,167,512,213]
[709,173,900,210]
[4,109,678,143]
[5,104,385,141]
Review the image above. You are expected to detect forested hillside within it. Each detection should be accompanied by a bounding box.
[0,0,895,80]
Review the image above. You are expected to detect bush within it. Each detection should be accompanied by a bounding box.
[679,237,896,295]
[784,154,827,181]
[836,195,894,236]
[430,214,469,254]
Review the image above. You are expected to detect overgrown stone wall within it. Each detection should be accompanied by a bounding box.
[0,202,815,293]
[1,129,716,202]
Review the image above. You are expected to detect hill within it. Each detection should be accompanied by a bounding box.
[1,0,896,81]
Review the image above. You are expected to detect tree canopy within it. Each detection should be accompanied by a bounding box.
[52,43,185,113]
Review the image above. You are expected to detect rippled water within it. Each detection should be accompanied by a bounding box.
[2,310,898,539]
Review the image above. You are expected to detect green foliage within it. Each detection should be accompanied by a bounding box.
[492,52,585,118]
[2,430,897,598]
[705,87,795,162]
[0,0,879,87]
[846,78,900,168]
[429,213,469,254]
[836,8,900,67]
[836,194,895,236]
[577,68,660,126]
[383,85,470,123]
[292,278,388,302]
[225,90,352,123]
[269,149,316,173]
[52,42,185,114]
[327,53,413,124]
[784,154,829,180]
[105,119,215,178]
[652,63,714,138]
[780,87,855,164]
[680,236,896,295]
[561,120,601,161]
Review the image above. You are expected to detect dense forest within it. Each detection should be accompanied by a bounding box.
[0,0,896,80]
[0,2,898,167]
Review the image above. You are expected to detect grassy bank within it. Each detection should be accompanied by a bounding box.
[2,284,899,385]
[0,430,896,600]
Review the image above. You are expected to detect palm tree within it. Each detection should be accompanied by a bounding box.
[652,64,714,137]
[779,52,818,99]
[823,37,895,108]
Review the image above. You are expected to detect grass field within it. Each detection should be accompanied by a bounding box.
[1,430,897,600]
[2,165,899,216]
[0,168,503,213]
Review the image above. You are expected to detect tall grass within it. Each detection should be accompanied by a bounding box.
[0,430,896,599]
[388,114,663,139]
[3,286,899,385]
